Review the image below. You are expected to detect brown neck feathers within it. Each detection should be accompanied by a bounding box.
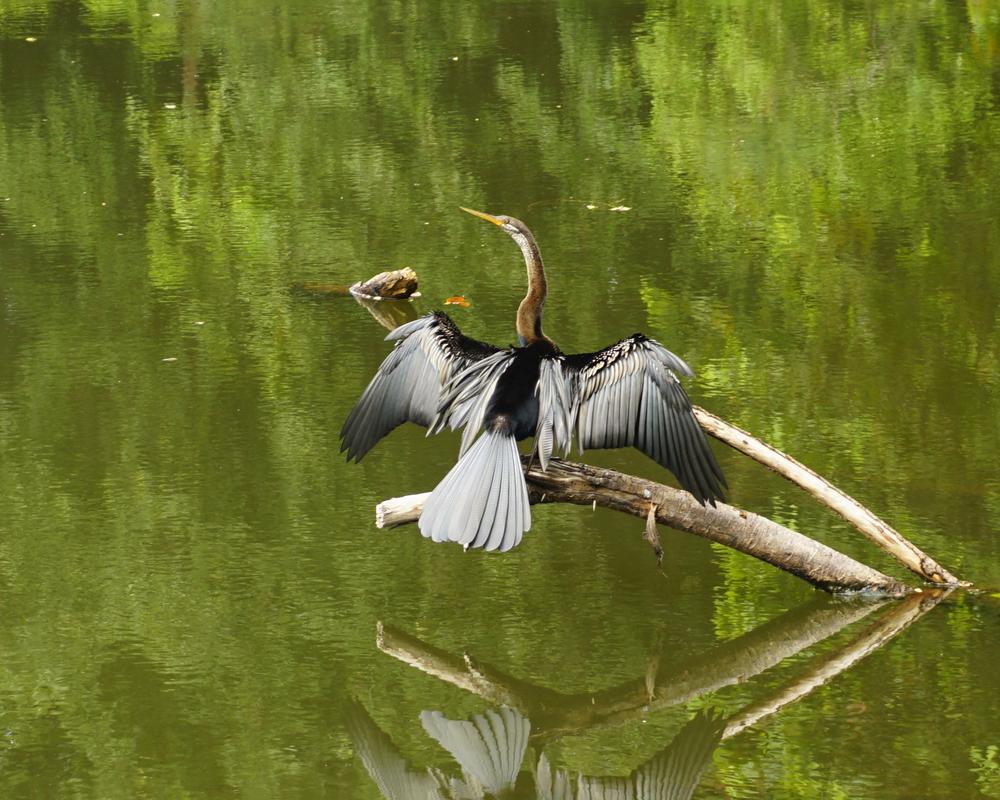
[513,230,547,344]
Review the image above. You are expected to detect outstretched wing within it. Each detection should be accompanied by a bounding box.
[535,710,724,800]
[564,334,726,505]
[632,710,726,800]
[346,701,446,800]
[340,311,501,461]
[420,706,530,795]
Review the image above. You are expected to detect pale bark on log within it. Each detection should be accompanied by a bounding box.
[376,459,910,595]
[693,407,962,586]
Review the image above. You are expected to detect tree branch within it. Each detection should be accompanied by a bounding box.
[693,407,962,586]
[376,458,910,595]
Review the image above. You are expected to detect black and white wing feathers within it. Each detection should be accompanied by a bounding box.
[420,706,530,795]
[346,702,445,800]
[564,334,726,505]
[340,312,501,461]
[535,710,724,800]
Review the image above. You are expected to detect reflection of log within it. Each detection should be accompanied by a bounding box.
[693,407,962,586]
[353,294,420,332]
[376,622,565,713]
[722,589,948,738]
[531,596,884,739]
[360,593,947,800]
[377,590,945,750]
[376,459,909,595]
[377,595,885,740]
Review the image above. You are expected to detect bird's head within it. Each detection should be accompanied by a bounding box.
[460,207,533,241]
[461,206,548,344]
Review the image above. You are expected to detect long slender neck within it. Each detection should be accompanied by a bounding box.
[512,230,547,345]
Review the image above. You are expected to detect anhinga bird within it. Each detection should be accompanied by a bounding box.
[340,208,726,552]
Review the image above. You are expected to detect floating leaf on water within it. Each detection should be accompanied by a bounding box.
[161,357,178,362]
[444,296,471,308]
[164,103,177,109]
[609,205,632,212]
[25,36,37,42]
[585,204,598,210]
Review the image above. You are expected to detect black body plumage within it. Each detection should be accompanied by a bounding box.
[340,209,727,552]
[485,341,558,438]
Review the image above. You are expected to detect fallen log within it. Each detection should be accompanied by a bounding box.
[376,459,910,595]
[693,407,962,586]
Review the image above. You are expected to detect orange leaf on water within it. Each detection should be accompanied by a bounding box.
[444,296,471,308]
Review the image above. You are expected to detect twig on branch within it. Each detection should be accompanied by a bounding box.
[643,504,663,566]
[376,459,910,595]
[693,407,962,586]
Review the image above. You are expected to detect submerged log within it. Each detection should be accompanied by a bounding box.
[349,267,419,300]
[693,407,962,586]
[376,459,910,595]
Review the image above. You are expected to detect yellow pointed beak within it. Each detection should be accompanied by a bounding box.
[460,206,505,226]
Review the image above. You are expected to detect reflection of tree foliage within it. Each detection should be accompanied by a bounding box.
[0,1,998,797]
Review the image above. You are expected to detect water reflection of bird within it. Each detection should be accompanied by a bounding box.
[341,208,726,552]
[349,701,725,800]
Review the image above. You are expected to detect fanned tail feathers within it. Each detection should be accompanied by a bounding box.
[418,431,530,552]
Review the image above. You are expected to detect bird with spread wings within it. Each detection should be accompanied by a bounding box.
[341,208,726,552]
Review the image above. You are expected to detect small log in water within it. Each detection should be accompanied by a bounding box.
[349,267,419,300]
[692,407,962,586]
[376,459,910,595]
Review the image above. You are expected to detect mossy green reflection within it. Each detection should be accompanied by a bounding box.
[1,1,999,797]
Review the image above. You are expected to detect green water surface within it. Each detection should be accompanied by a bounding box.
[1,1,999,797]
